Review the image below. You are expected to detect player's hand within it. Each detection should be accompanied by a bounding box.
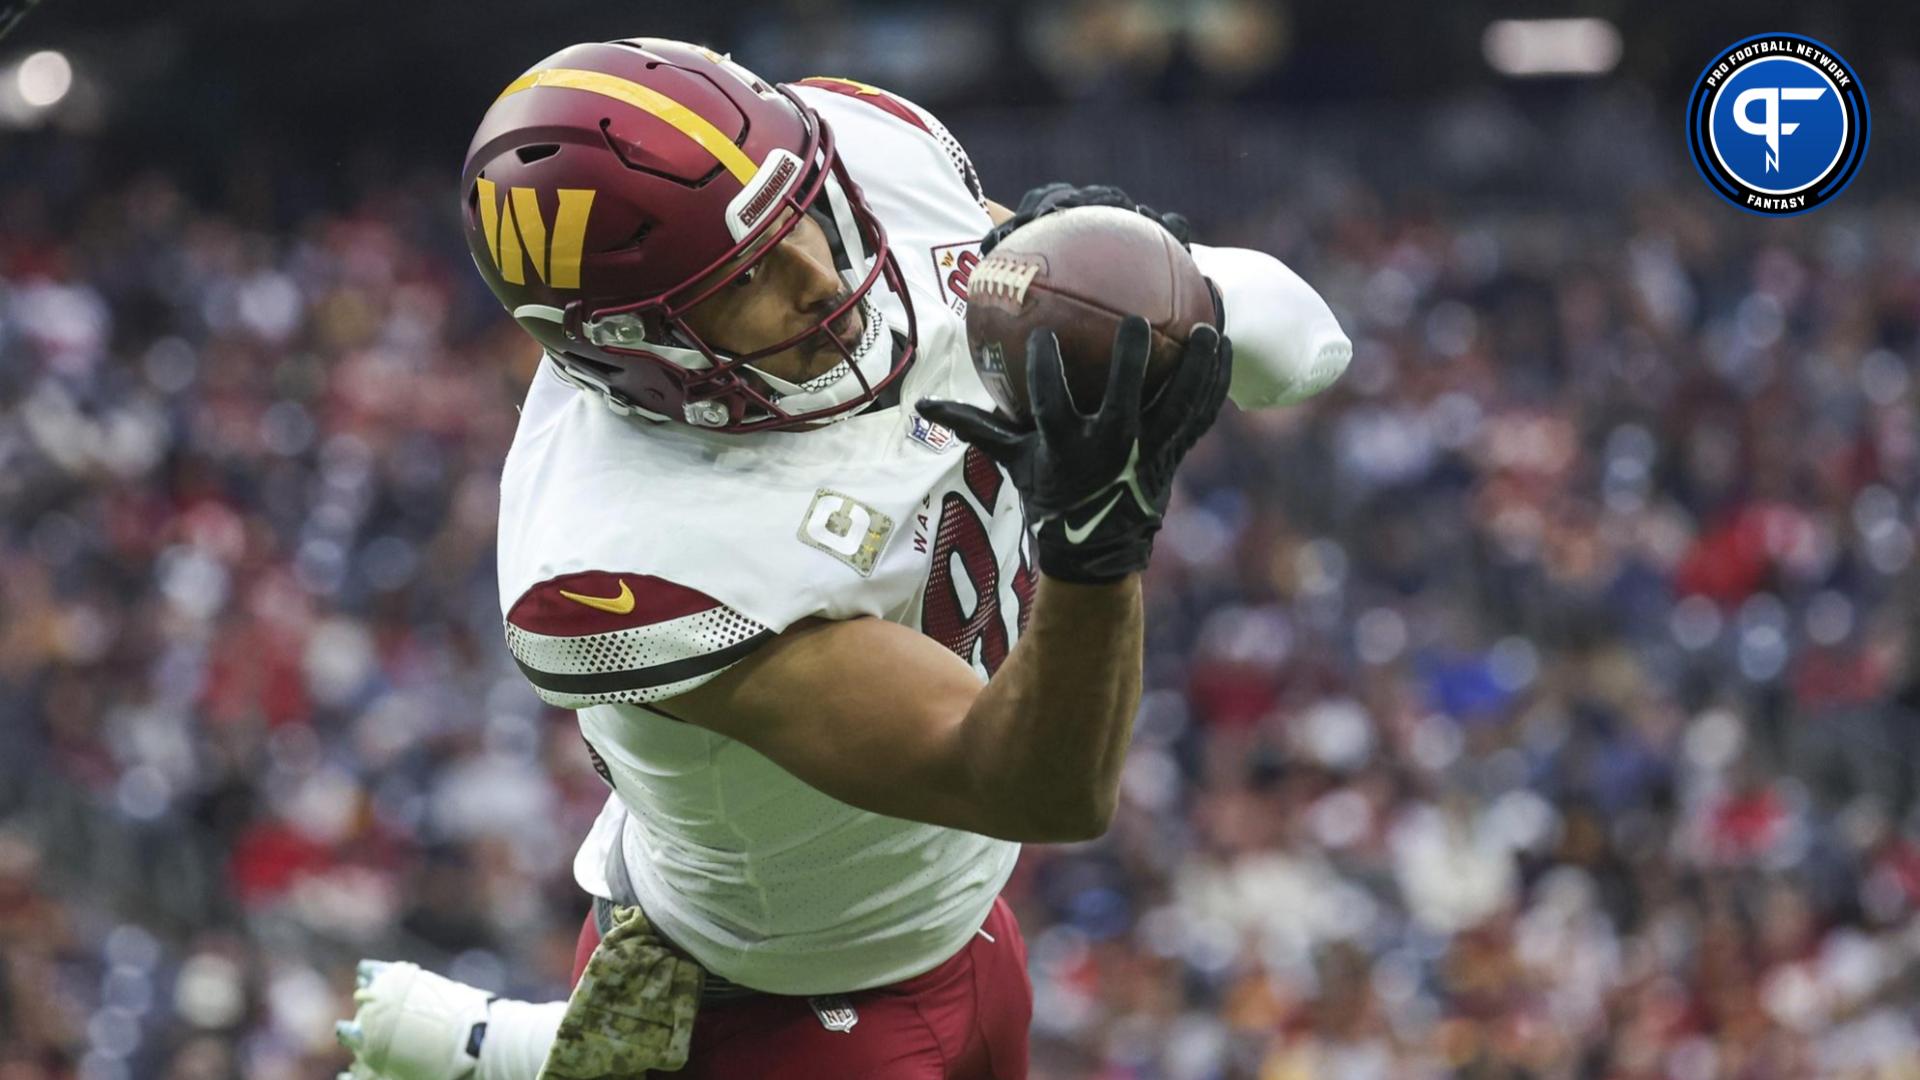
[983,182,1193,254]
[917,317,1231,583]
[334,960,491,1080]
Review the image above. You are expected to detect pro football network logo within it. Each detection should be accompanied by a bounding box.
[1686,34,1869,216]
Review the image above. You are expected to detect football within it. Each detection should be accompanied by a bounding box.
[964,205,1217,424]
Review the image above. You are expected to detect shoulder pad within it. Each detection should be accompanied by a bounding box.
[793,77,987,210]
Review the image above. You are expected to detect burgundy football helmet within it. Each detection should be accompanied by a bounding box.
[460,39,917,432]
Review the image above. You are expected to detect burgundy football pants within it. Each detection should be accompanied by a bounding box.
[570,896,1031,1079]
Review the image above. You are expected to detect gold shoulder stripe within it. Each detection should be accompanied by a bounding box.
[496,67,758,184]
[800,75,882,95]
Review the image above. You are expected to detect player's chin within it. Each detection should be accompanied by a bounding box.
[746,346,826,392]
[800,334,854,377]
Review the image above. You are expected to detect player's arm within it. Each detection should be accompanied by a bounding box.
[663,578,1139,843]
[506,583,1119,842]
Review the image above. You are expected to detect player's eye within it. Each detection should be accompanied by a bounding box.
[731,265,760,289]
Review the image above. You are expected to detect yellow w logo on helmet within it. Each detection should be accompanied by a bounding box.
[475,179,595,289]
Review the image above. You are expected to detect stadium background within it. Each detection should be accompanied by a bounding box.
[3,1,1920,1077]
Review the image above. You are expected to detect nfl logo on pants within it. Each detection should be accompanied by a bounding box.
[809,995,859,1033]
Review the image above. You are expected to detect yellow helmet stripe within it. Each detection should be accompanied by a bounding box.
[496,67,759,185]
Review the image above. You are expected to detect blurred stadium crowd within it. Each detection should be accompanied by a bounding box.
[5,22,1920,1080]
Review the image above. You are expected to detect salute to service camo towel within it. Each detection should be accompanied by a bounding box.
[540,905,705,1079]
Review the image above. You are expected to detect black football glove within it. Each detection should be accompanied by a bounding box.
[983,182,1193,255]
[917,317,1232,584]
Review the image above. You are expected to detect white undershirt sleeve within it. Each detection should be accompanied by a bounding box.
[1190,243,1353,409]
[475,999,566,1080]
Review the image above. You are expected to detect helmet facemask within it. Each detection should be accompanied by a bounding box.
[560,90,918,433]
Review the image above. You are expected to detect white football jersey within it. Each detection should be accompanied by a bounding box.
[497,81,1026,995]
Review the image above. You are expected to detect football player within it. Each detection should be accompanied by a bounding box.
[336,37,1349,1080]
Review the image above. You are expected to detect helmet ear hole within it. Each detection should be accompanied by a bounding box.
[515,144,561,164]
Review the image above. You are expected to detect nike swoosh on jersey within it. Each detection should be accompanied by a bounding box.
[1061,489,1126,545]
[558,579,636,615]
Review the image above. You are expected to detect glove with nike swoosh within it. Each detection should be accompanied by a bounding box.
[917,316,1232,584]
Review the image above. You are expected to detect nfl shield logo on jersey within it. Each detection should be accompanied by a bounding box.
[809,995,859,1033]
[907,413,958,453]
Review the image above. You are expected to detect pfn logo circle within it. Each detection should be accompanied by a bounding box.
[1687,34,1869,216]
